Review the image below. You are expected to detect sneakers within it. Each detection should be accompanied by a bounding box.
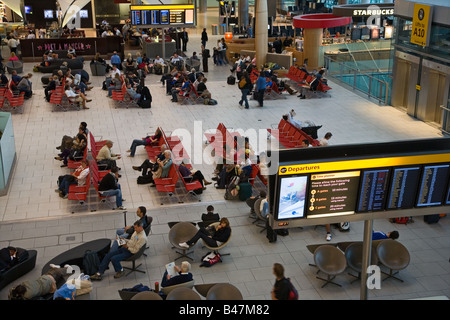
[49,264,60,269]
[326,233,332,241]
[132,166,141,171]
[178,242,189,249]
[117,206,126,210]
[90,273,103,281]
[114,270,125,279]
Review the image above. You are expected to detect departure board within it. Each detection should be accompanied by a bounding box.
[387,166,421,209]
[416,164,450,207]
[271,139,450,229]
[130,5,195,27]
[306,171,361,218]
[357,169,390,212]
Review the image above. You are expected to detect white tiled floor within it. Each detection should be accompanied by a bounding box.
[0,19,449,301]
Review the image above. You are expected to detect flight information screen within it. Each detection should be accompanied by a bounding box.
[357,169,390,212]
[130,5,195,27]
[416,164,450,207]
[387,166,421,209]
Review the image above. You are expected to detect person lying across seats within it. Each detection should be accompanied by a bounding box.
[179,217,231,249]
[9,265,73,300]
[56,159,90,199]
[126,128,162,157]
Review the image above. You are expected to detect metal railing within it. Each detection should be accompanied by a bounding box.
[324,55,392,105]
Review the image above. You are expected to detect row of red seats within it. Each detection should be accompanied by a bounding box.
[0,80,25,113]
[268,118,320,149]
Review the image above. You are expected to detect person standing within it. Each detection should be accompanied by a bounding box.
[201,45,210,73]
[255,73,266,107]
[181,28,189,52]
[201,28,208,48]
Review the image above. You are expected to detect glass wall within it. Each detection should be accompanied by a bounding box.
[0,112,16,195]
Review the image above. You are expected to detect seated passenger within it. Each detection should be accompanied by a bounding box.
[179,217,231,249]
[17,73,33,98]
[161,261,193,288]
[178,161,211,190]
[126,128,162,157]
[98,166,126,210]
[54,129,87,167]
[56,159,90,198]
[0,247,29,273]
[132,144,168,176]
[65,84,91,109]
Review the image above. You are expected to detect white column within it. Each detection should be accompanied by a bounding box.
[255,0,268,69]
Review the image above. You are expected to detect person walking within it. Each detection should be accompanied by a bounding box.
[238,71,252,109]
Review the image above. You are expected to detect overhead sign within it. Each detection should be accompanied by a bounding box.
[410,3,433,47]
[130,4,195,27]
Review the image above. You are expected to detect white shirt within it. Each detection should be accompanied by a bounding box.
[111,68,121,78]
[65,89,78,98]
[101,30,108,38]
[154,57,165,65]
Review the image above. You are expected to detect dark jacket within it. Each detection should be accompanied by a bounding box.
[98,172,118,191]
[212,226,231,243]
[162,272,193,288]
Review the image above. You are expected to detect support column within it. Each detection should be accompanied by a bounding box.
[303,28,322,69]
[360,219,373,300]
[239,0,249,29]
[255,0,268,69]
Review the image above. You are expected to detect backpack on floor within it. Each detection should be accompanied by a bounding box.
[227,75,236,85]
[200,251,222,267]
[137,175,153,185]
[82,250,100,276]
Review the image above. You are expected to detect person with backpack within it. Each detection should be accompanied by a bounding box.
[271,263,298,300]
[238,71,252,109]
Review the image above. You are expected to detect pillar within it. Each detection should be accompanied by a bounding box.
[238,0,249,30]
[255,0,268,69]
[303,28,322,69]
[198,0,208,30]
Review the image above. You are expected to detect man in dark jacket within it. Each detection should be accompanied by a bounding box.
[98,167,126,210]
[0,247,29,273]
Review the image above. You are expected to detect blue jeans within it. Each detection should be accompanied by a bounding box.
[59,175,76,195]
[97,246,132,274]
[101,184,123,207]
[239,89,250,108]
[129,139,146,156]
[78,81,87,94]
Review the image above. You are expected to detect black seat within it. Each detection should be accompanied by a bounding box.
[122,244,147,276]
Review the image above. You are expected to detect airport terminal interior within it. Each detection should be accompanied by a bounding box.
[0,0,449,301]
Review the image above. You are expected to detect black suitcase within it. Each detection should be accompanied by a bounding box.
[227,75,236,85]
[139,99,151,109]
[424,214,440,224]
